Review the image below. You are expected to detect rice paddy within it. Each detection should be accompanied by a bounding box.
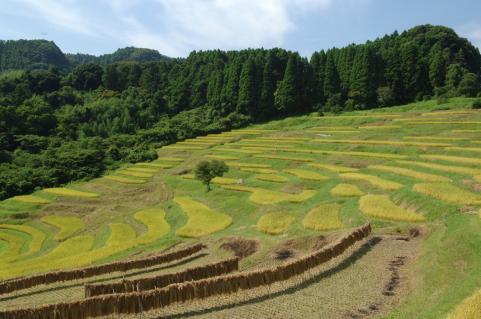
[12,195,51,205]
[340,173,403,190]
[174,197,232,238]
[413,183,481,205]
[447,289,481,319]
[134,207,171,244]
[3,98,481,318]
[283,168,328,181]
[222,185,316,205]
[330,183,364,197]
[302,203,344,230]
[41,215,85,241]
[255,174,289,183]
[43,187,100,198]
[104,175,148,184]
[257,212,296,234]
[368,164,451,182]
[359,194,425,222]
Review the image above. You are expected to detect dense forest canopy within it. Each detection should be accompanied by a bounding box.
[1,25,480,200]
[0,40,169,72]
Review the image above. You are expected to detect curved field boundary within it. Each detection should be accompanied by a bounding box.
[43,188,100,198]
[368,165,451,182]
[359,195,425,222]
[0,224,46,257]
[0,243,205,295]
[303,203,344,230]
[11,195,51,205]
[41,215,84,241]
[311,139,450,147]
[340,173,403,191]
[0,224,370,319]
[85,258,239,297]
[257,212,296,234]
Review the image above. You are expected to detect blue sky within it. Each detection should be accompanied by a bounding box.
[1,0,480,58]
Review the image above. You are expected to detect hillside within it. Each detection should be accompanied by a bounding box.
[0,40,170,72]
[1,25,480,203]
[0,99,480,318]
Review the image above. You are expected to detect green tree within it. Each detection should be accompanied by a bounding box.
[457,73,480,97]
[237,58,258,115]
[274,54,299,113]
[194,160,229,191]
[323,52,340,100]
[429,45,448,89]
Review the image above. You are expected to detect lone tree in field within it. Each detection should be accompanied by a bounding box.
[195,160,229,191]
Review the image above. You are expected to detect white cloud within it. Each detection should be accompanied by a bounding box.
[457,23,481,49]
[6,0,337,56]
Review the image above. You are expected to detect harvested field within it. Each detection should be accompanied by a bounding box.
[222,185,316,205]
[283,168,328,181]
[103,175,148,184]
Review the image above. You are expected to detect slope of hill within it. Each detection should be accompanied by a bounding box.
[0,40,170,71]
[65,47,171,67]
[0,99,480,318]
[0,39,70,72]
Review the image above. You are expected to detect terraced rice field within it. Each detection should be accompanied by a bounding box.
[1,98,481,318]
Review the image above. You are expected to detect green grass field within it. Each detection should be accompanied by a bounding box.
[1,97,481,318]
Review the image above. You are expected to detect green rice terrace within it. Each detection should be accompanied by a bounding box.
[1,98,481,318]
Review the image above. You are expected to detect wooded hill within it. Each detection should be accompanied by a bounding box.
[1,25,480,200]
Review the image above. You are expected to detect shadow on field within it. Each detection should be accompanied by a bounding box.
[0,253,208,303]
[163,237,382,319]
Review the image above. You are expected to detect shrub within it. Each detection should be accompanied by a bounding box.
[471,99,481,109]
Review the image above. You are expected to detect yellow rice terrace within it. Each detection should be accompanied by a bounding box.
[1,99,481,319]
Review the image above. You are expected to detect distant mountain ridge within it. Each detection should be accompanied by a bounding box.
[0,40,170,72]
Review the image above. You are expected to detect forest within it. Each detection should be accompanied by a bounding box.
[1,25,481,200]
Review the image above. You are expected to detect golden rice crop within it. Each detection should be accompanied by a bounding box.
[405,121,481,124]
[420,154,481,165]
[308,163,358,173]
[308,130,359,133]
[309,126,355,130]
[474,175,481,183]
[135,162,173,169]
[279,148,408,159]
[205,154,240,160]
[181,174,237,185]
[397,160,481,176]
[0,224,46,257]
[330,183,364,197]
[256,136,311,141]
[134,207,171,244]
[303,203,344,230]
[174,197,232,238]
[236,143,301,149]
[176,141,216,147]
[358,125,402,129]
[240,167,278,174]
[445,147,481,153]
[41,215,85,241]
[422,110,474,116]
[452,129,481,133]
[104,175,147,184]
[256,174,288,182]
[163,145,205,150]
[359,194,425,222]
[157,157,184,162]
[413,183,481,205]
[368,165,451,182]
[403,136,465,142]
[117,170,154,178]
[257,212,296,235]
[394,117,448,122]
[311,139,450,147]
[315,114,400,119]
[226,162,271,168]
[12,195,51,205]
[125,167,158,173]
[447,288,481,319]
[215,148,263,154]
[43,187,100,198]
[0,234,94,279]
[0,231,25,262]
[283,168,328,181]
[221,185,315,205]
[253,154,314,162]
[231,129,276,133]
[340,173,402,190]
